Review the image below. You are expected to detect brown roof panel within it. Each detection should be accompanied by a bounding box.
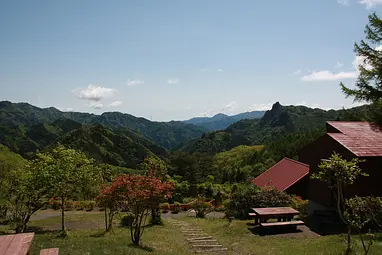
[326,122,382,157]
[252,158,309,191]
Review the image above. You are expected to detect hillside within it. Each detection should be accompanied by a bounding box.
[180,102,372,155]
[184,111,265,131]
[0,101,207,149]
[0,116,169,168]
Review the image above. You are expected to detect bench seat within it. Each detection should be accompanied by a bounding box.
[260,220,304,228]
[40,248,59,255]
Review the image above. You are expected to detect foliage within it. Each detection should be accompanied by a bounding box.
[49,145,100,235]
[311,153,367,252]
[0,146,57,233]
[0,101,207,150]
[98,173,174,245]
[180,102,371,155]
[345,196,382,254]
[192,198,214,218]
[341,13,382,124]
[290,195,308,218]
[226,185,292,219]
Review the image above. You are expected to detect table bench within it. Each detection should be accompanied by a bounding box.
[0,233,34,255]
[40,248,59,255]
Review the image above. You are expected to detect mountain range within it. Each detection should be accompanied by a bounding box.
[0,100,372,168]
[183,111,265,131]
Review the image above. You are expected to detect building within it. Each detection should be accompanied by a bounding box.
[252,157,310,198]
[299,121,382,214]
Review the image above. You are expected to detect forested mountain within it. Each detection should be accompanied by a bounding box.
[0,115,169,168]
[0,101,206,149]
[180,102,372,155]
[184,111,265,131]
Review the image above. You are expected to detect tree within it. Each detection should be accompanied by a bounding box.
[99,174,173,245]
[50,145,100,236]
[345,196,382,255]
[0,146,56,233]
[341,13,382,124]
[96,183,119,232]
[311,153,367,252]
[139,156,168,225]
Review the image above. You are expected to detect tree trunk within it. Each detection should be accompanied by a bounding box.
[104,208,108,231]
[337,182,351,252]
[21,214,31,233]
[150,207,162,225]
[61,196,65,232]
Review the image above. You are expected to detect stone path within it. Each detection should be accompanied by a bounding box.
[167,218,228,254]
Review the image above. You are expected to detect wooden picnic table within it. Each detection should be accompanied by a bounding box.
[251,207,299,225]
[0,233,35,255]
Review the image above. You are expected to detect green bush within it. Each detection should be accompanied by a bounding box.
[183,197,196,204]
[84,201,96,211]
[290,196,308,218]
[192,198,213,218]
[161,202,170,213]
[226,186,292,219]
[171,202,181,214]
[64,201,75,211]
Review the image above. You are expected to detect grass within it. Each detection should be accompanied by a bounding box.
[1,211,382,254]
[183,217,382,255]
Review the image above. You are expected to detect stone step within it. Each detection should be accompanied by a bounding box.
[189,239,218,243]
[193,244,223,248]
[195,248,228,253]
[187,236,212,241]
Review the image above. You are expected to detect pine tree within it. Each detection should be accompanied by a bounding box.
[341,13,382,124]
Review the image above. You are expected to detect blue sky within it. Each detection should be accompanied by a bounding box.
[0,0,381,121]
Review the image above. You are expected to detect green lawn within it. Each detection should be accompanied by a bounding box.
[1,212,382,255]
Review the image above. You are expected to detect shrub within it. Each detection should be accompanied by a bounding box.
[64,201,75,211]
[192,198,214,218]
[161,202,170,213]
[74,201,83,210]
[290,196,308,218]
[84,201,96,211]
[171,202,181,214]
[226,185,292,219]
[183,197,196,204]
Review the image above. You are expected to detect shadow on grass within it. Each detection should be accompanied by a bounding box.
[128,243,154,252]
[247,226,303,236]
[26,226,59,235]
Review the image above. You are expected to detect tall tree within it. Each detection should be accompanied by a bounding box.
[311,153,367,253]
[341,13,382,124]
[50,145,99,236]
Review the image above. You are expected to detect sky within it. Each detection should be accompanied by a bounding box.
[0,0,381,121]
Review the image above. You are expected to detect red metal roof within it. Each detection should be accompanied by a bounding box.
[327,121,382,157]
[252,158,309,191]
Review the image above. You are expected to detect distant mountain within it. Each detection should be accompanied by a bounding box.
[180,102,372,155]
[0,101,207,150]
[184,111,265,131]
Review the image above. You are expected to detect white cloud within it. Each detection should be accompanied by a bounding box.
[199,68,223,72]
[217,68,223,72]
[87,102,103,109]
[222,101,238,114]
[301,70,357,81]
[248,103,273,111]
[109,101,123,107]
[359,0,382,8]
[167,78,180,84]
[127,79,144,87]
[74,84,117,101]
[295,101,322,109]
[293,69,302,75]
[199,68,209,72]
[337,0,350,6]
[334,62,344,69]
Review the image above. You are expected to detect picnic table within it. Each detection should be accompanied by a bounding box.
[250,207,300,226]
[0,233,35,255]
